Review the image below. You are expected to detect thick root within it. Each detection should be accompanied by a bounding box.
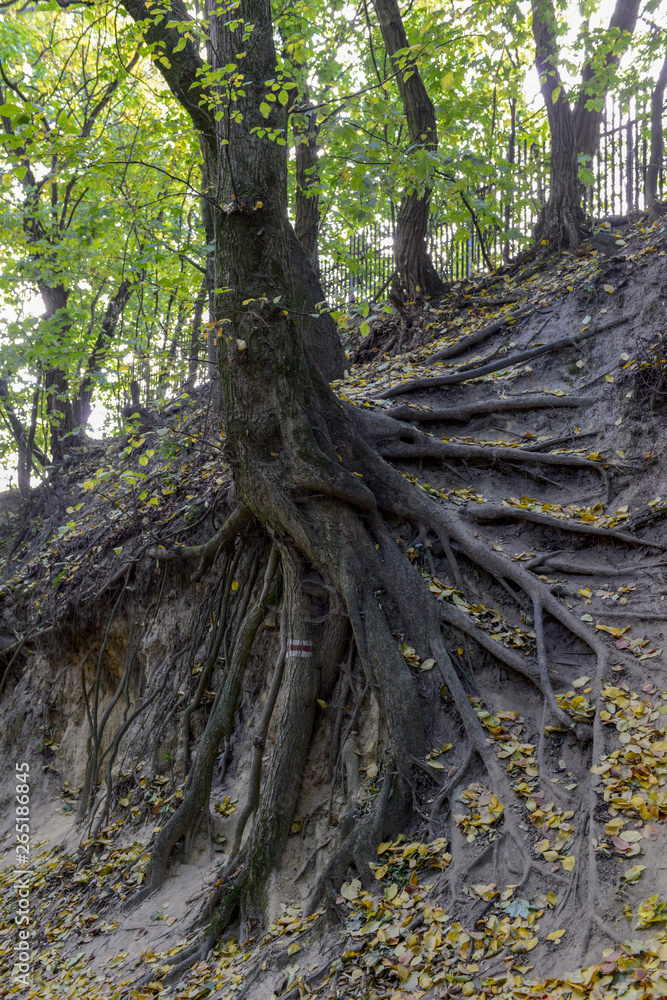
[465,502,664,550]
[374,315,629,399]
[353,405,610,497]
[426,305,537,363]
[385,393,594,424]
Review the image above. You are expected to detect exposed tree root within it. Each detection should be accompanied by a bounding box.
[353,406,610,497]
[524,552,636,576]
[384,393,594,424]
[127,547,279,904]
[95,311,646,985]
[312,761,402,912]
[464,502,665,550]
[427,747,474,838]
[437,599,545,693]
[147,504,252,580]
[223,598,289,871]
[375,314,631,399]
[381,435,609,486]
[523,430,597,451]
[91,687,161,841]
[181,552,239,775]
[77,576,131,823]
[426,305,537,363]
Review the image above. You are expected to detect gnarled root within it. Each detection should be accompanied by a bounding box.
[385,393,594,425]
[126,545,280,905]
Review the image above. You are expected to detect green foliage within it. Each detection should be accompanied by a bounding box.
[0,5,204,481]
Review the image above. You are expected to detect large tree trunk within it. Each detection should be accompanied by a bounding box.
[371,0,445,299]
[121,0,426,918]
[118,2,344,387]
[531,0,585,247]
[646,53,667,221]
[573,0,641,163]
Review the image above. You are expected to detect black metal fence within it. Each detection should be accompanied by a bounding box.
[320,98,661,303]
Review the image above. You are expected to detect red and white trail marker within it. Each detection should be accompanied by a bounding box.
[288,639,314,658]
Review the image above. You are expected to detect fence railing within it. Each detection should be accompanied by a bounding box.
[320,98,661,303]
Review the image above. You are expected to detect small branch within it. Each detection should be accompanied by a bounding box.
[460,192,493,272]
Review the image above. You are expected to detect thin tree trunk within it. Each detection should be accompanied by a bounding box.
[531,0,585,247]
[371,0,445,299]
[503,97,516,262]
[573,0,641,163]
[294,98,320,275]
[646,53,667,221]
[0,378,46,493]
[198,156,223,408]
[73,279,134,430]
[39,282,77,460]
[185,269,209,391]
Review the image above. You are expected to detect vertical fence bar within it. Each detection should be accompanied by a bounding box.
[627,107,633,213]
[635,103,641,212]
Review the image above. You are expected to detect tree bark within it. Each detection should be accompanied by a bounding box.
[646,53,667,220]
[0,378,45,493]
[573,0,641,163]
[531,0,585,247]
[371,0,445,298]
[502,97,517,261]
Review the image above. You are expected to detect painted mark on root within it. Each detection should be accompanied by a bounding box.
[288,639,314,658]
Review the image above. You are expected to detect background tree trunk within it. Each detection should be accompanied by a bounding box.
[371,0,445,299]
[503,97,517,262]
[531,0,585,247]
[184,270,209,393]
[294,98,321,275]
[0,378,44,493]
[198,156,222,408]
[573,0,641,162]
[39,283,77,460]
[646,53,667,221]
[73,279,134,430]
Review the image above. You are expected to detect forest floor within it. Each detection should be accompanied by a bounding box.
[2,218,667,999]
